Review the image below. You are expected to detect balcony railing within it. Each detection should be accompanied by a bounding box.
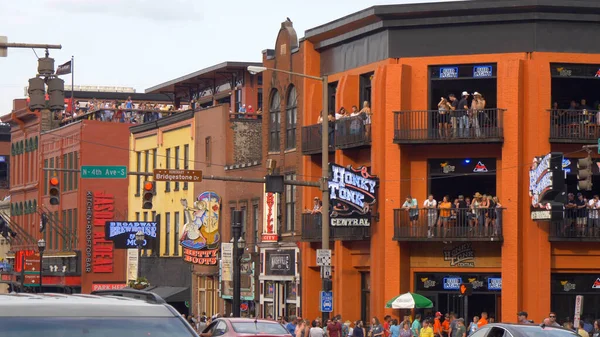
[393,208,504,241]
[335,114,372,149]
[301,123,335,155]
[229,112,262,121]
[301,213,370,241]
[549,109,600,143]
[59,108,189,126]
[549,217,600,241]
[393,108,504,144]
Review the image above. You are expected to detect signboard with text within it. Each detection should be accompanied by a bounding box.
[416,273,502,292]
[105,221,158,249]
[262,185,279,242]
[180,191,221,266]
[265,250,295,276]
[328,164,379,227]
[529,152,566,221]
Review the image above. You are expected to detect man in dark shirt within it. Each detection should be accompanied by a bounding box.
[457,92,470,138]
[328,316,342,337]
[457,195,468,227]
[449,94,460,138]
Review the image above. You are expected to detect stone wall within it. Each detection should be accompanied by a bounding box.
[230,119,262,164]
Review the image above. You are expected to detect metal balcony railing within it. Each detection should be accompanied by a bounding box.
[59,108,187,126]
[549,109,600,143]
[549,216,600,241]
[393,108,504,144]
[301,123,335,155]
[229,112,262,121]
[334,114,372,149]
[393,208,504,241]
[301,213,370,242]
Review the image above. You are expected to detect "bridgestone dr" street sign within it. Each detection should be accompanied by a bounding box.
[153,169,203,182]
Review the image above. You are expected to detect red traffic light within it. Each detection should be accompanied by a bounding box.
[50,177,59,186]
[144,181,154,191]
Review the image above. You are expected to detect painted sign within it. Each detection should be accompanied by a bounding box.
[262,185,279,243]
[92,283,127,291]
[105,221,158,249]
[328,164,379,227]
[91,192,115,273]
[473,65,493,78]
[85,191,93,273]
[439,67,459,78]
[529,152,566,221]
[180,192,221,266]
[443,243,475,267]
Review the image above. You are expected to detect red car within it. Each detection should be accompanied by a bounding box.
[201,318,292,337]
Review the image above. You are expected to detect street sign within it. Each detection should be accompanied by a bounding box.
[0,36,7,57]
[24,274,40,286]
[316,249,331,266]
[320,291,333,312]
[153,169,202,182]
[574,295,584,328]
[81,165,127,179]
[321,265,332,279]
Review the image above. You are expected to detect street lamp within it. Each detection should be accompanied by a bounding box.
[248,65,331,322]
[135,230,145,279]
[37,239,46,293]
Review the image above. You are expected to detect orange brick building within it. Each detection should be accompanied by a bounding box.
[261,0,600,324]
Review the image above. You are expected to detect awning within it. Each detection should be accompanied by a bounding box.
[144,286,189,302]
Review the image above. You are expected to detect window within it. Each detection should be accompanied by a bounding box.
[165,148,171,192]
[144,150,149,181]
[73,208,78,247]
[54,211,59,249]
[174,211,180,256]
[241,205,247,239]
[252,204,259,244]
[174,146,180,191]
[67,209,73,249]
[135,152,141,195]
[285,86,297,150]
[183,145,189,190]
[328,82,338,114]
[205,137,211,167]
[143,212,148,221]
[257,88,263,110]
[135,212,140,221]
[359,72,374,108]
[285,173,297,232]
[74,151,79,190]
[62,210,67,250]
[68,152,74,191]
[268,90,281,152]
[165,212,171,256]
[236,88,242,112]
[62,154,67,192]
[43,159,49,195]
[152,149,158,171]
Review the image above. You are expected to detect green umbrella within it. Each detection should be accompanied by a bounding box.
[385,292,433,309]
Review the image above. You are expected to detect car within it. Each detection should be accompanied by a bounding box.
[0,289,199,337]
[201,317,292,337]
[470,323,579,337]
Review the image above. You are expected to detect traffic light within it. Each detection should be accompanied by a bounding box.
[459,283,473,296]
[47,77,64,111]
[142,181,156,210]
[49,177,60,205]
[577,156,593,191]
[28,77,46,111]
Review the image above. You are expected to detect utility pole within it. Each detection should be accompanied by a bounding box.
[0,36,62,57]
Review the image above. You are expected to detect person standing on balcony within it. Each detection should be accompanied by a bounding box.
[471,92,485,137]
[438,97,452,139]
[402,196,419,236]
[311,197,322,214]
[448,94,459,138]
[359,101,372,140]
[587,195,600,237]
[423,195,437,238]
[439,196,452,238]
[457,92,470,138]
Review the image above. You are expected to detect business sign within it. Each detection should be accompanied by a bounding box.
[473,65,493,78]
[551,63,600,78]
[328,164,379,227]
[86,191,115,273]
[439,67,459,78]
[529,152,566,221]
[104,221,158,249]
[92,283,127,291]
[262,186,279,243]
[126,249,138,281]
[221,243,233,282]
[488,278,502,291]
[443,277,462,290]
[180,191,221,266]
[265,250,295,276]
[443,243,475,267]
[429,158,496,176]
[417,273,501,292]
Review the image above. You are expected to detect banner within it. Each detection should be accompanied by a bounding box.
[126,249,138,281]
[221,243,233,282]
[56,60,72,75]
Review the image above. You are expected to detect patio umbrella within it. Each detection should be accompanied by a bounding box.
[385,292,433,309]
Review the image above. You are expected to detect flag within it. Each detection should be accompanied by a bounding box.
[56,60,72,75]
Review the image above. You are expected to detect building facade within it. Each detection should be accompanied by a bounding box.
[263,0,600,325]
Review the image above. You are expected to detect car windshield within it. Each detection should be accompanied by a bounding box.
[231,321,289,335]
[516,326,578,337]
[0,317,196,337]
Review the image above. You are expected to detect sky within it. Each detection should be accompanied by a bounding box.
[0,0,462,113]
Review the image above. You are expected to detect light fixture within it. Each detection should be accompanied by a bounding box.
[247,66,268,75]
[37,238,46,252]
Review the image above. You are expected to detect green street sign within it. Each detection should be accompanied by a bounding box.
[81,165,127,179]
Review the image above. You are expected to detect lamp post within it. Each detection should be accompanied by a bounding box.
[247,65,330,322]
[37,239,46,293]
[135,230,145,279]
[231,210,243,317]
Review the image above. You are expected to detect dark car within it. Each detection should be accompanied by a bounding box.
[470,323,579,337]
[0,290,198,337]
[201,318,292,337]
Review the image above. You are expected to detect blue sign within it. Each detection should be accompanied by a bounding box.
[488,278,502,290]
[443,277,462,290]
[104,221,159,249]
[320,291,333,312]
[473,65,493,78]
[440,67,459,79]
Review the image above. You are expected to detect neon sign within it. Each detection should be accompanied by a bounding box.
[328,164,379,227]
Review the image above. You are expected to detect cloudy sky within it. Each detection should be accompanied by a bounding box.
[0,0,459,113]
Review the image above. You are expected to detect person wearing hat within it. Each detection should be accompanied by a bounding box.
[470,193,484,233]
[457,92,470,138]
[470,92,486,138]
[517,312,531,324]
[311,197,323,214]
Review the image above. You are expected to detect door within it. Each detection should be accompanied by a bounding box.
[448,293,465,318]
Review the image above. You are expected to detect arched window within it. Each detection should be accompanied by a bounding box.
[285,86,297,150]
[268,90,281,152]
[27,201,32,214]
[19,202,23,215]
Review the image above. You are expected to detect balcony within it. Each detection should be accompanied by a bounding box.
[301,213,370,242]
[59,107,184,127]
[301,123,335,155]
[334,115,372,150]
[549,219,600,241]
[229,112,262,121]
[549,109,600,143]
[393,108,504,144]
[393,208,504,242]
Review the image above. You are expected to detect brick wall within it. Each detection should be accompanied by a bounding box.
[231,119,262,164]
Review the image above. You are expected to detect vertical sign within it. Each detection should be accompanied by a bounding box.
[180,192,221,265]
[574,295,584,328]
[126,249,138,281]
[262,185,279,242]
[221,242,233,282]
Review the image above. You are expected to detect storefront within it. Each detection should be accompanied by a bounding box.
[551,273,600,322]
[220,253,257,317]
[259,247,300,319]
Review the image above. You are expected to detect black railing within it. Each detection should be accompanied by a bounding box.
[393,208,504,241]
[335,115,372,149]
[550,217,600,241]
[59,108,184,126]
[301,213,370,241]
[549,109,600,143]
[301,123,335,155]
[393,108,504,144]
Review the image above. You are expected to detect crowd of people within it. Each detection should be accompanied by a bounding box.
[563,192,600,237]
[434,91,498,139]
[316,101,373,142]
